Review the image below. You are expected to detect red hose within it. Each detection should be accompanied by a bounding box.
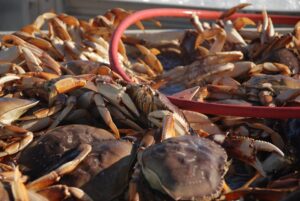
[109,8,300,119]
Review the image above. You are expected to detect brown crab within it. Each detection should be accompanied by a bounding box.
[17,124,137,201]
[0,148,93,201]
[128,115,284,201]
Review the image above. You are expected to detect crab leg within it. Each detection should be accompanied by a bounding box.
[27,143,91,191]
[20,117,53,132]
[11,167,30,201]
[0,98,39,124]
[33,185,93,201]
[0,134,33,157]
[148,110,188,136]
[108,105,144,132]
[68,187,93,201]
[171,86,200,101]
[224,20,247,46]
[161,114,176,140]
[97,82,139,117]
[0,74,20,85]
[223,136,284,176]
[94,93,120,138]
[48,96,77,129]
[19,104,63,121]
[194,27,227,53]
[182,110,222,135]
[225,187,293,201]
[21,47,43,72]
[0,125,33,157]
[136,44,163,73]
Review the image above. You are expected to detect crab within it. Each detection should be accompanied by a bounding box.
[128,114,284,201]
[17,124,137,201]
[0,147,93,201]
[0,98,39,158]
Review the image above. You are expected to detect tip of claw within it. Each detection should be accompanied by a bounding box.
[254,140,284,157]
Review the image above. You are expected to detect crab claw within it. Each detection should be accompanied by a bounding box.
[224,136,284,176]
[48,75,90,105]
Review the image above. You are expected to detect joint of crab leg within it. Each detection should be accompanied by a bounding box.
[27,143,91,191]
[223,136,284,177]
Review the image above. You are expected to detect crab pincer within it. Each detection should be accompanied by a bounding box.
[218,135,284,177]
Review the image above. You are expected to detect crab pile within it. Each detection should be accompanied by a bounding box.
[0,3,300,201]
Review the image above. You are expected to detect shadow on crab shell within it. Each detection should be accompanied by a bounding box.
[74,155,136,201]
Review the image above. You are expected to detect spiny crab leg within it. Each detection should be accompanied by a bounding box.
[223,136,284,176]
[27,143,91,191]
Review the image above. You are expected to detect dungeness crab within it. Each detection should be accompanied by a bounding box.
[128,116,284,201]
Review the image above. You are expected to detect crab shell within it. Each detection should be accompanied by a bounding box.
[139,135,228,200]
[18,124,137,201]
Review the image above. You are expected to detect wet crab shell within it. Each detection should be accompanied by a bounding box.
[18,124,137,201]
[139,135,228,201]
[18,124,115,178]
